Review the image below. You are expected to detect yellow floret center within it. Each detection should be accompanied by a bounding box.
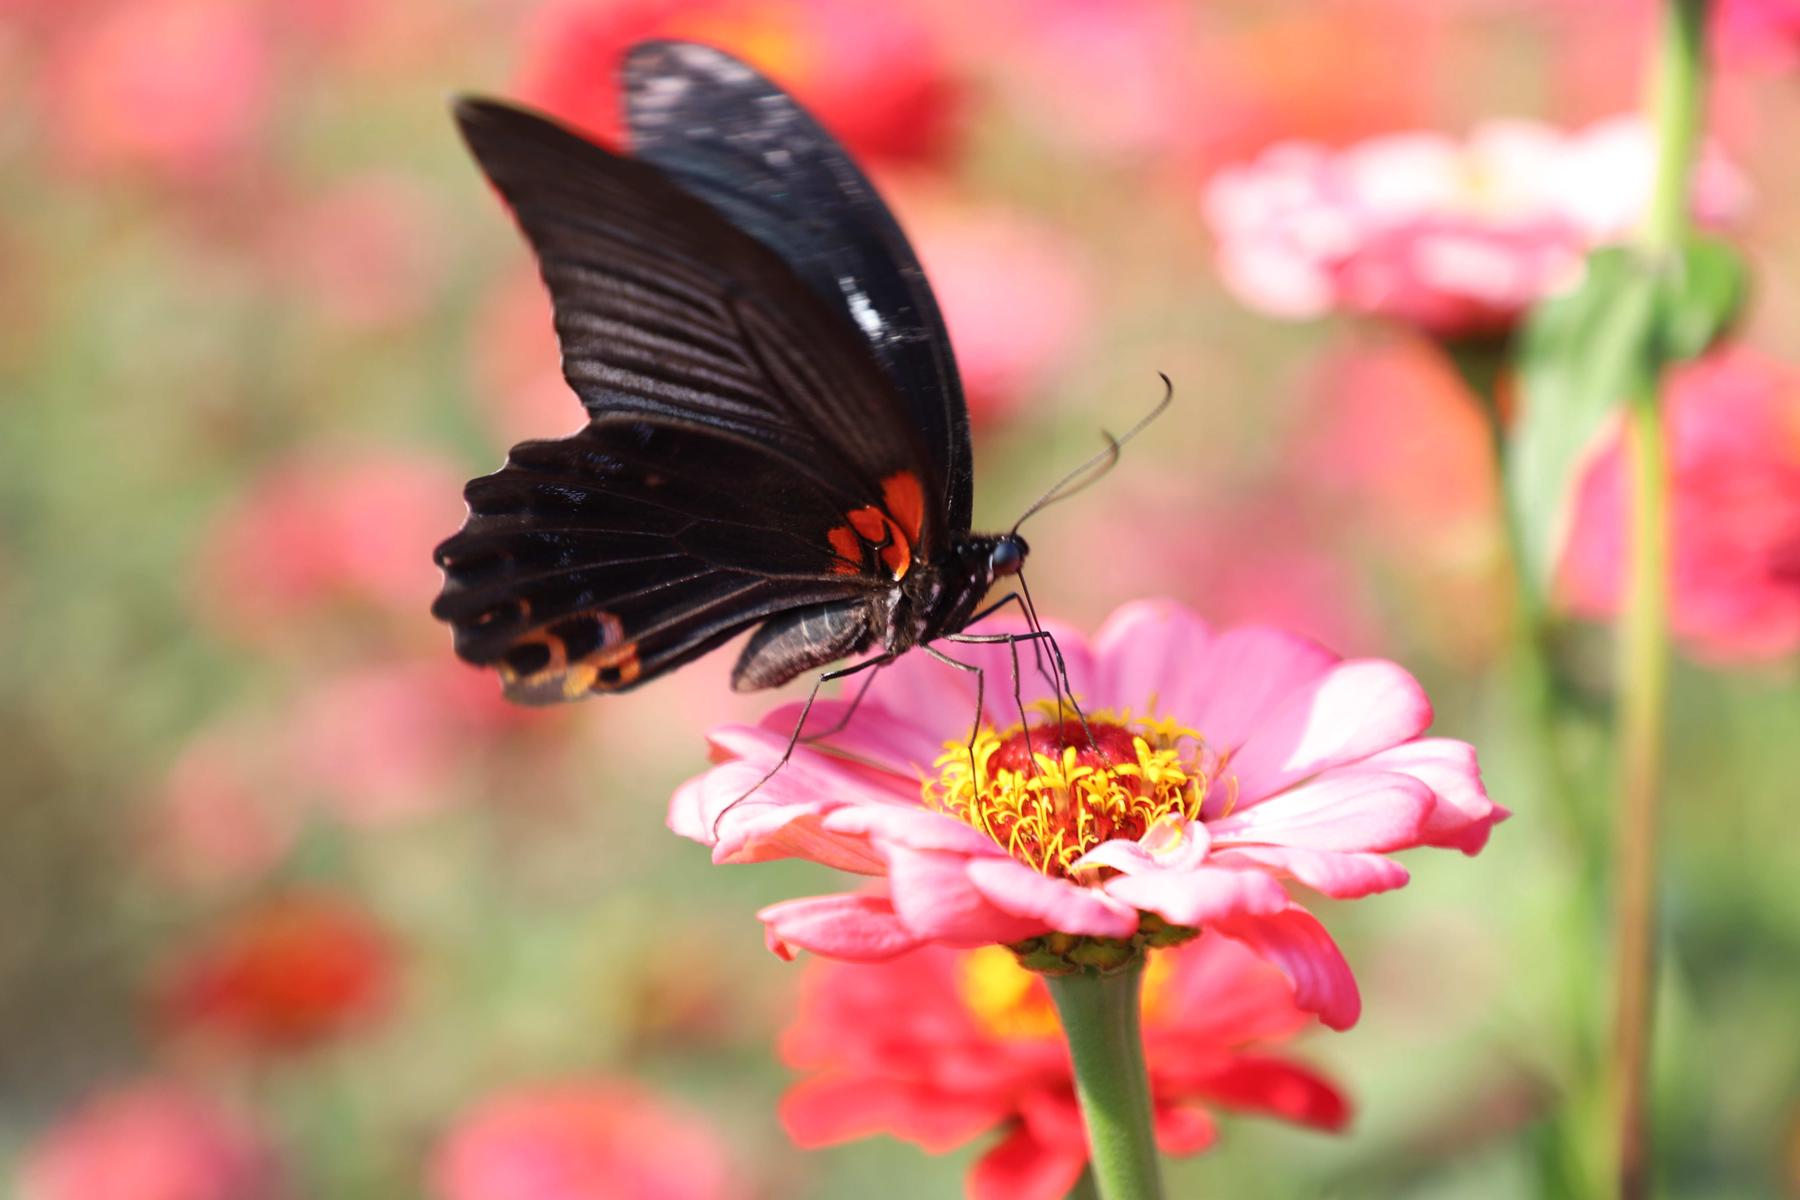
[924,703,1215,879]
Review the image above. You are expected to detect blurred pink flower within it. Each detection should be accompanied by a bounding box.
[158,891,397,1054]
[514,0,961,167]
[143,725,299,890]
[39,0,273,182]
[909,204,1091,426]
[430,1081,736,1200]
[197,450,466,641]
[19,1080,279,1200]
[1559,348,1800,662]
[781,935,1347,1200]
[268,173,448,331]
[1204,115,1747,336]
[1717,0,1800,64]
[281,657,537,827]
[671,600,1501,1030]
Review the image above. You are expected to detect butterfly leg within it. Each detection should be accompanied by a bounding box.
[923,644,988,778]
[960,590,1059,704]
[798,656,887,745]
[712,653,893,840]
[947,629,1094,750]
[939,630,1036,765]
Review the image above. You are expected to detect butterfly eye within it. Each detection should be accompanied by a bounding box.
[990,536,1027,577]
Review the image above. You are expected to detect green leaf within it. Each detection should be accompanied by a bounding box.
[1654,235,1748,362]
[1505,248,1661,604]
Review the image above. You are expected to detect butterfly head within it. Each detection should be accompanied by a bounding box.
[989,534,1028,578]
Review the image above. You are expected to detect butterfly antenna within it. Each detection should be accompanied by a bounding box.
[1011,373,1175,534]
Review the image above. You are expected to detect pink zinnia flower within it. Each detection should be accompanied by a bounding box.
[781,934,1347,1200]
[514,0,961,167]
[430,1081,736,1200]
[1203,115,1747,337]
[1559,347,1800,662]
[671,600,1501,1029]
[19,1080,280,1200]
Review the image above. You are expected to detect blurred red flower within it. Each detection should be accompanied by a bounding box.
[781,935,1347,1200]
[1717,0,1800,64]
[1204,115,1747,337]
[39,0,274,182]
[158,891,396,1053]
[196,450,466,642]
[430,1081,737,1200]
[1559,348,1800,662]
[514,0,960,167]
[19,1080,280,1200]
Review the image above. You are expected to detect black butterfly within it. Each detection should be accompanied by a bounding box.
[433,40,1065,718]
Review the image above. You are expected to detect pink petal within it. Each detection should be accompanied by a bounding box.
[964,857,1140,938]
[1352,738,1501,853]
[1225,660,1434,807]
[1089,599,1215,714]
[1212,907,1361,1030]
[1210,845,1411,899]
[969,1124,1088,1200]
[885,846,1053,945]
[780,1075,1005,1152]
[1071,821,1211,875]
[1207,770,1433,852]
[1100,865,1292,927]
[1172,625,1340,752]
[759,893,926,962]
[822,805,1008,857]
[760,695,947,778]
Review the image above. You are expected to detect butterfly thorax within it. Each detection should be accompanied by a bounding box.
[888,531,1030,653]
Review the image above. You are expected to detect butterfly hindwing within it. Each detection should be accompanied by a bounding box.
[623,40,973,543]
[433,420,896,702]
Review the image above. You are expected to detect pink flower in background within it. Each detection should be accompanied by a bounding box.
[143,724,300,891]
[158,891,396,1053]
[910,204,1091,426]
[515,0,961,167]
[39,0,273,182]
[197,450,465,641]
[268,173,448,331]
[1203,115,1747,336]
[431,1081,736,1200]
[19,1081,279,1200]
[781,935,1347,1200]
[672,600,1501,1030]
[281,657,538,827]
[1559,349,1800,662]
[1718,0,1800,64]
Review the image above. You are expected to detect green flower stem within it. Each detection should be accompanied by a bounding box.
[1613,1,1706,1195]
[1046,961,1165,1200]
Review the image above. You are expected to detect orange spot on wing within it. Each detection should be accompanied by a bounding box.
[827,524,862,574]
[880,538,911,578]
[881,471,926,547]
[847,505,889,542]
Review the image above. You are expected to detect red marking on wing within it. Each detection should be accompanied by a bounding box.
[881,471,926,548]
[847,506,889,542]
[827,524,862,574]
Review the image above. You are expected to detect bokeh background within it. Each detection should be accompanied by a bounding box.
[2,0,1797,1196]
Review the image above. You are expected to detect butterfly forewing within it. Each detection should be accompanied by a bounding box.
[622,40,973,543]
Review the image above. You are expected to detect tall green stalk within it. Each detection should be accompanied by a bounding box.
[1613,1,1706,1194]
[1045,962,1165,1200]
